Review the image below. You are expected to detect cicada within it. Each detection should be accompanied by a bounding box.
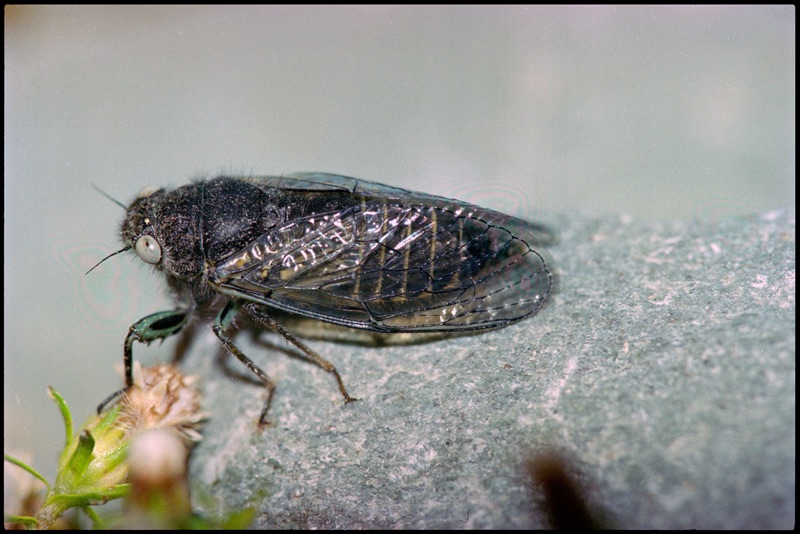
[92,173,555,425]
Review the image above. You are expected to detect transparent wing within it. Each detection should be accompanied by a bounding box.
[254,173,416,197]
[211,177,554,332]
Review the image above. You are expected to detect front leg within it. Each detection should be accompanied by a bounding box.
[96,309,190,414]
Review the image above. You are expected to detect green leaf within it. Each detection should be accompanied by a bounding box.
[50,483,131,508]
[3,452,51,493]
[3,514,40,528]
[66,431,95,478]
[48,386,73,448]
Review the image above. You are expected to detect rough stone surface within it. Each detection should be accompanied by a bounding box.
[186,209,795,529]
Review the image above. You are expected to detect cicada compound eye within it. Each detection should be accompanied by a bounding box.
[135,234,162,265]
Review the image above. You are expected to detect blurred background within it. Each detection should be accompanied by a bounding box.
[4,6,794,483]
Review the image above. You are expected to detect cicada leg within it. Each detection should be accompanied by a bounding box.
[212,300,358,426]
[97,309,190,414]
[244,302,358,407]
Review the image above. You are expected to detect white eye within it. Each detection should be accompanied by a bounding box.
[135,235,162,265]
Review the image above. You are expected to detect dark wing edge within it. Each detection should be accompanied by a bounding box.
[248,173,415,197]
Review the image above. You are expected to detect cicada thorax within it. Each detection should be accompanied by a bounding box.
[198,179,282,262]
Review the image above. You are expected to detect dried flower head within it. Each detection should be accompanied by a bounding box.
[117,362,206,443]
[3,364,206,530]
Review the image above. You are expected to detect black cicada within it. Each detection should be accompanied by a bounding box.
[93,173,555,425]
